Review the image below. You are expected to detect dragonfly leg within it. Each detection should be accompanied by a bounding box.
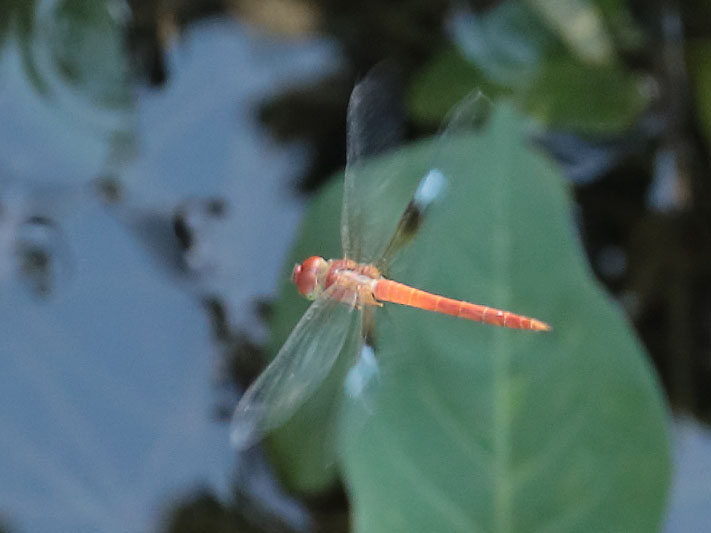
[358,284,382,307]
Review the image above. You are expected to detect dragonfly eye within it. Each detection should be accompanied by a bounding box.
[293,256,325,298]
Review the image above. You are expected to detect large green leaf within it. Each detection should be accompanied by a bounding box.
[339,104,670,531]
[264,103,670,530]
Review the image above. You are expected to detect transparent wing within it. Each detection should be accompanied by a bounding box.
[341,66,492,269]
[376,90,492,271]
[341,66,406,263]
[230,286,358,449]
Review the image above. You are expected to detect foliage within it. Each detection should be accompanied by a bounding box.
[409,0,648,135]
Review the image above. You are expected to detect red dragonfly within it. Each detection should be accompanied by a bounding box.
[230,71,550,449]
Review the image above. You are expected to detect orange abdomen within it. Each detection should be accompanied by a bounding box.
[373,279,551,331]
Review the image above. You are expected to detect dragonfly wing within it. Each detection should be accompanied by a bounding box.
[341,66,492,269]
[341,66,406,263]
[376,91,493,271]
[230,286,358,449]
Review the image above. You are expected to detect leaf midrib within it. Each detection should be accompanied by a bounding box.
[491,111,514,533]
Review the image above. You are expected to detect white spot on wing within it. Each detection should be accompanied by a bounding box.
[413,168,447,210]
[345,343,379,400]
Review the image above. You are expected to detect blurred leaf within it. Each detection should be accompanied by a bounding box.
[45,0,131,107]
[415,0,648,135]
[525,0,614,64]
[447,1,560,88]
[687,39,711,143]
[0,0,12,49]
[0,0,48,94]
[410,48,647,134]
[593,0,644,52]
[0,0,130,105]
[520,54,648,134]
[408,47,505,126]
[338,104,669,532]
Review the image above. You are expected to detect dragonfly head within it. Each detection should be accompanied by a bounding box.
[293,256,328,300]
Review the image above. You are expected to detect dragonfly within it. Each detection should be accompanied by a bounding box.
[230,70,551,449]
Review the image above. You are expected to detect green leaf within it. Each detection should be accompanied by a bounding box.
[525,0,615,65]
[410,48,648,135]
[592,0,644,53]
[519,54,648,134]
[412,0,648,135]
[408,47,506,127]
[447,1,560,88]
[336,104,670,531]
